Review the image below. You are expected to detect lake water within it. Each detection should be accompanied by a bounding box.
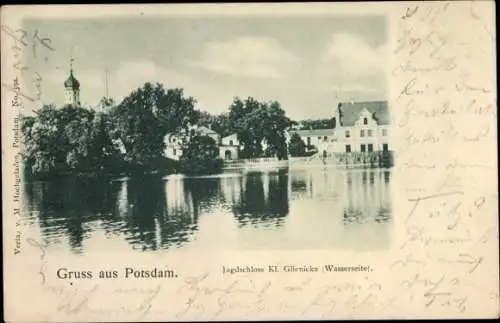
[22,167,393,254]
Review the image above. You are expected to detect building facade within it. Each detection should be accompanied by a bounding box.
[164,125,221,161]
[290,101,390,156]
[336,101,390,154]
[220,133,240,160]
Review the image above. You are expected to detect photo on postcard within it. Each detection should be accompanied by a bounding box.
[2,2,499,321]
[14,14,395,255]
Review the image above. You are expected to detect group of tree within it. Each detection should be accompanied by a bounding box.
[227,97,293,160]
[21,82,299,179]
[22,104,123,178]
[297,118,335,130]
[198,97,296,160]
[22,82,200,178]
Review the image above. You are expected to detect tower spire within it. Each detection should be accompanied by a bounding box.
[64,53,80,106]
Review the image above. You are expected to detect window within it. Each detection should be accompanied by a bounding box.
[367,130,373,137]
[173,149,177,156]
[229,140,234,146]
[323,136,328,141]
[360,144,366,152]
[307,137,311,145]
[382,129,388,136]
[346,144,351,153]
[367,144,373,152]
[383,143,389,152]
[360,130,365,137]
[363,118,368,125]
[345,130,350,138]
[318,136,321,140]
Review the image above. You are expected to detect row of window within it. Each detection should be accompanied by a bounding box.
[345,128,388,138]
[345,143,389,153]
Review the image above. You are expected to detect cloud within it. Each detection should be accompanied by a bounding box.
[321,32,387,77]
[40,60,241,115]
[112,61,191,97]
[42,61,194,108]
[188,37,300,79]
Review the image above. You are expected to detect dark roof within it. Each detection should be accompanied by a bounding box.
[64,70,80,90]
[338,101,390,126]
[291,129,334,137]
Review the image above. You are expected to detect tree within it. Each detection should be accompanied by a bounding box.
[98,96,115,111]
[288,133,306,157]
[21,103,124,178]
[109,82,197,173]
[260,101,291,160]
[228,97,292,159]
[22,104,68,176]
[299,118,335,130]
[87,112,124,174]
[179,135,223,175]
[197,111,233,137]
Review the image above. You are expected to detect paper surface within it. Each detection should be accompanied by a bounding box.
[2,2,498,321]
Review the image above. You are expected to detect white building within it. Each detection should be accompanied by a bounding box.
[289,100,390,156]
[164,125,221,161]
[290,128,334,153]
[336,101,390,153]
[220,133,240,160]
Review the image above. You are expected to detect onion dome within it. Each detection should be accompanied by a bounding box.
[64,70,80,90]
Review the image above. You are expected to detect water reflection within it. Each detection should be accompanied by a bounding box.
[343,170,391,225]
[232,170,290,227]
[22,168,393,253]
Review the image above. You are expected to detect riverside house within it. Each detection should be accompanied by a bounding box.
[163,100,392,167]
[290,100,391,157]
[163,125,220,161]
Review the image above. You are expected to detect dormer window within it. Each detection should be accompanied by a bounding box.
[363,117,368,125]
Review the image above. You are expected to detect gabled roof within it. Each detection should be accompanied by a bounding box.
[338,101,390,126]
[195,125,218,135]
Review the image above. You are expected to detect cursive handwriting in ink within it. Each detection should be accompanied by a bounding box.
[32,29,55,59]
[401,5,419,20]
[406,191,464,223]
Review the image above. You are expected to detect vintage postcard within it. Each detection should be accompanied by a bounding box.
[2,2,498,321]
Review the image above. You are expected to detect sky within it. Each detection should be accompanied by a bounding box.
[23,15,387,120]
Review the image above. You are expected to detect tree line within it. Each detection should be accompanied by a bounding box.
[22,82,334,179]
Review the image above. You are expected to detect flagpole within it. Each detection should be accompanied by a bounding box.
[105,69,109,98]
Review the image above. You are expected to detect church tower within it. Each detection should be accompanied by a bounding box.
[64,58,80,106]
